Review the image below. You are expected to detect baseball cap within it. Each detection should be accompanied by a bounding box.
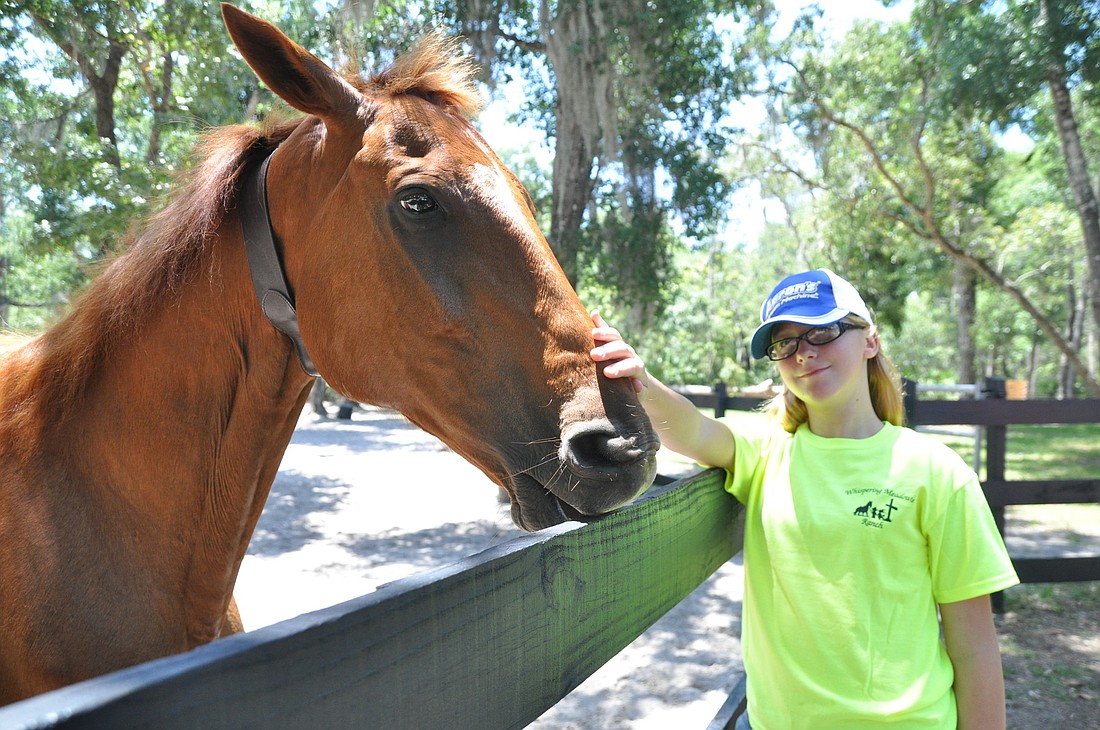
[750,269,873,359]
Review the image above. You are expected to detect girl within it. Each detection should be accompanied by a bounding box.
[591,269,1019,729]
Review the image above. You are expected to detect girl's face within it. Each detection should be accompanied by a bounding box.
[771,321,879,410]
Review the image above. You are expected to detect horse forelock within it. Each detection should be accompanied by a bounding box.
[363,32,483,117]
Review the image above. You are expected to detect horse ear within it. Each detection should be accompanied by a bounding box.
[221,3,360,128]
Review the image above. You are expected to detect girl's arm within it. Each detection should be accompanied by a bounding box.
[590,312,735,470]
[939,594,1007,730]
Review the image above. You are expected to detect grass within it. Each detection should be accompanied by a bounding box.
[930,422,1100,482]
[930,423,1100,544]
[997,581,1100,728]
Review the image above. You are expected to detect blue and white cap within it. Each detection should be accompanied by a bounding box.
[750,269,873,359]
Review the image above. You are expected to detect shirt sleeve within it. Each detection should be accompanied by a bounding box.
[720,417,780,505]
[926,463,1020,604]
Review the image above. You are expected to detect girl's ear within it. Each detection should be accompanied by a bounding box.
[864,328,881,360]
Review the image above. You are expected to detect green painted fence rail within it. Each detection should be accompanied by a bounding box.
[0,469,746,730]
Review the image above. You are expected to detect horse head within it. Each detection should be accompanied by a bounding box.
[222,5,659,530]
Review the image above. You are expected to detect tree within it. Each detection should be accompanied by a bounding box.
[438,0,763,326]
[0,1,367,326]
[760,2,1100,396]
[919,0,1100,391]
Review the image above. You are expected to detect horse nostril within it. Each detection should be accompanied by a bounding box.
[553,417,658,516]
[594,435,644,464]
[561,421,647,475]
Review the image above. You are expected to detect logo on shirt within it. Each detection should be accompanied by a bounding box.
[845,488,915,530]
[852,498,900,529]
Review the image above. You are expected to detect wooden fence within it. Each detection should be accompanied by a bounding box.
[0,470,746,729]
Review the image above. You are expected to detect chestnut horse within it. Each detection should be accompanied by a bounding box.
[0,4,657,704]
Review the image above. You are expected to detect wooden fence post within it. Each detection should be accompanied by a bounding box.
[982,377,1009,613]
[903,378,918,426]
[714,382,728,419]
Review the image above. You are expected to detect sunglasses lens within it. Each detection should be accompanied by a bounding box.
[805,324,843,345]
[767,323,853,360]
[767,340,796,360]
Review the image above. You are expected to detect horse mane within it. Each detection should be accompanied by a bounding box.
[19,118,300,414]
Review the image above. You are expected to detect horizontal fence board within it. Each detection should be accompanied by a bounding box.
[677,387,1100,428]
[0,470,743,730]
[706,673,748,730]
[1012,557,1100,583]
[983,479,1100,506]
[910,399,1100,426]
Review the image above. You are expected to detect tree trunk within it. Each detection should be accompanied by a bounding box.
[541,0,614,287]
[1043,0,1100,386]
[0,256,9,326]
[549,122,595,286]
[1058,279,1086,398]
[88,41,126,170]
[1027,336,1040,396]
[953,262,977,384]
[28,10,127,171]
[145,50,175,164]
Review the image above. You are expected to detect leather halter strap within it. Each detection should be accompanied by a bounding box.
[239,151,318,377]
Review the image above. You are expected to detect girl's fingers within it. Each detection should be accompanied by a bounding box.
[591,323,622,343]
[588,310,647,391]
[602,354,645,379]
[590,310,621,342]
[591,340,636,362]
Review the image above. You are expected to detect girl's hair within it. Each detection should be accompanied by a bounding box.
[762,315,906,433]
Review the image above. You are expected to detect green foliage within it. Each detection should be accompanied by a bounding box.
[591,243,755,387]
[0,0,267,326]
[0,209,82,329]
[1,0,1098,398]
[742,0,1100,395]
[437,0,764,322]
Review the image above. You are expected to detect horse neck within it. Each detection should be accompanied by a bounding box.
[28,219,313,642]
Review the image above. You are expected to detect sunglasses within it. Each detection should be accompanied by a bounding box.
[766,322,866,361]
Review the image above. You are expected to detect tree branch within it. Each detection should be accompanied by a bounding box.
[788,53,1100,396]
[497,30,545,54]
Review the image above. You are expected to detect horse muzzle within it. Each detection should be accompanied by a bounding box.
[506,416,659,531]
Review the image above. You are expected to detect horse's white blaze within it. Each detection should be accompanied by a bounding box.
[469,162,532,235]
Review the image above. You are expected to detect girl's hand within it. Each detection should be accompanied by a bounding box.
[590,311,648,393]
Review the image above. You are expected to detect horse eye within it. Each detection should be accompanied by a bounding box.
[399,190,438,215]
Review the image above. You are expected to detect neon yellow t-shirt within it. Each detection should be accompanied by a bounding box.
[724,421,1019,729]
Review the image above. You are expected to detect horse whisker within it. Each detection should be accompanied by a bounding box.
[516,437,562,446]
[507,451,560,480]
